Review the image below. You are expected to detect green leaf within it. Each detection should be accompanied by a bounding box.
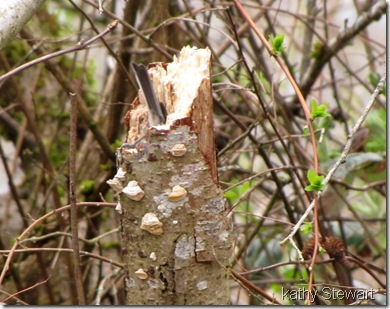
[316,175,324,184]
[80,179,95,195]
[310,100,331,119]
[307,169,318,183]
[305,169,325,192]
[369,72,380,87]
[270,34,285,55]
[300,222,313,234]
[304,184,316,192]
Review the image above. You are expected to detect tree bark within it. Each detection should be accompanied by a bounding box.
[0,0,45,49]
[110,46,232,305]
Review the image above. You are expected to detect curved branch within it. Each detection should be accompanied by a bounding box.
[299,1,386,99]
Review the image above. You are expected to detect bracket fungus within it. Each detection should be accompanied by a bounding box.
[168,185,187,202]
[135,268,148,280]
[122,180,145,201]
[169,144,187,157]
[141,213,164,235]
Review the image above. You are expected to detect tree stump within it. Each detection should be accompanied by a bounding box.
[109,46,232,305]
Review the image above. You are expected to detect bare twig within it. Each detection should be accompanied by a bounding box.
[0,20,118,84]
[0,288,28,305]
[68,0,135,91]
[230,269,282,304]
[0,248,123,269]
[94,268,122,305]
[346,257,386,289]
[299,1,386,99]
[0,142,28,227]
[232,0,319,173]
[81,0,173,60]
[1,276,50,304]
[19,28,116,161]
[280,69,386,247]
[19,228,120,246]
[69,93,85,304]
[0,202,115,287]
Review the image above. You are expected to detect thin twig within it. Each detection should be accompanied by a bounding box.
[0,202,115,287]
[1,276,50,304]
[0,248,123,269]
[19,228,120,246]
[280,69,386,247]
[299,1,386,99]
[68,0,135,90]
[69,93,85,304]
[19,29,116,161]
[0,20,118,84]
[227,3,310,248]
[0,142,28,227]
[230,269,282,304]
[232,0,319,172]
[0,288,28,305]
[346,257,386,289]
[81,0,173,60]
[94,268,122,305]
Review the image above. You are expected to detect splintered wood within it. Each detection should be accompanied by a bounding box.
[113,46,232,305]
[124,46,218,184]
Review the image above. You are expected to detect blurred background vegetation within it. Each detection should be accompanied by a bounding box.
[0,0,386,305]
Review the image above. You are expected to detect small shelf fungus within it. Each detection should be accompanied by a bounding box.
[122,180,145,201]
[106,168,127,193]
[115,200,122,214]
[150,252,157,261]
[141,213,164,235]
[168,185,187,202]
[169,144,187,157]
[135,268,148,280]
[106,178,123,193]
[115,168,127,180]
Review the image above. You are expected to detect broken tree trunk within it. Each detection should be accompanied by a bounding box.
[110,46,232,305]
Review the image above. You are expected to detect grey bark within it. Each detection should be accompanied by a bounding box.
[0,0,45,49]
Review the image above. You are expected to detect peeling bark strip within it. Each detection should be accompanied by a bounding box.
[112,47,232,305]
